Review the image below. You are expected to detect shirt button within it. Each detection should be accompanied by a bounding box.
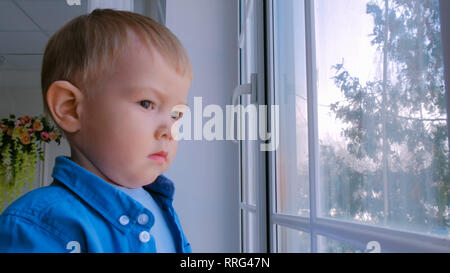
[119,215,129,226]
[139,231,150,243]
[137,213,149,225]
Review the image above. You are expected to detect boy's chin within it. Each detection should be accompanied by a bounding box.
[139,173,161,186]
[117,168,163,188]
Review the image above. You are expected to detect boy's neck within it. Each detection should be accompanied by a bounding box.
[69,145,121,188]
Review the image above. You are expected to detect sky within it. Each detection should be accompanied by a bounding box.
[314,0,378,145]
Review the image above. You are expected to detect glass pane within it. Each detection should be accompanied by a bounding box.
[316,0,449,237]
[242,209,257,252]
[276,225,310,253]
[317,235,368,253]
[273,0,310,216]
[242,0,257,84]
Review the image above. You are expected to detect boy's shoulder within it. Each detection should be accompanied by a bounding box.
[0,181,95,252]
[2,181,76,217]
[0,181,87,236]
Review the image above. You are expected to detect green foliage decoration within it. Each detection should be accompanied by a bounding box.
[0,114,62,209]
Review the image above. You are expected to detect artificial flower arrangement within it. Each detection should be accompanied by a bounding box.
[0,114,62,208]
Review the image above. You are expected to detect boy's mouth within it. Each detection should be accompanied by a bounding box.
[148,151,168,164]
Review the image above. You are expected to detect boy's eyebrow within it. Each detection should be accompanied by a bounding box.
[131,86,188,106]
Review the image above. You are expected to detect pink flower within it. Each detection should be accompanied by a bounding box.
[40,131,49,141]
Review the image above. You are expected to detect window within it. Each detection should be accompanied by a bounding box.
[315,0,448,236]
[238,0,268,253]
[238,0,450,253]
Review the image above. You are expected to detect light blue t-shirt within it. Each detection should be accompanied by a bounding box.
[113,184,176,253]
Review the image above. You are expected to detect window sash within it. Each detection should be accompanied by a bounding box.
[238,0,268,253]
[265,0,450,253]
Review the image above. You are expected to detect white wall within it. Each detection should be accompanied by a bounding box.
[165,0,240,252]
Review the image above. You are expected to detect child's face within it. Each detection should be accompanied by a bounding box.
[73,34,191,188]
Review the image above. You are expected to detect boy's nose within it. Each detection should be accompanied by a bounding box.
[155,127,173,141]
[154,119,174,141]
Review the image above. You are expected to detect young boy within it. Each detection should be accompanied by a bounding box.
[0,9,192,253]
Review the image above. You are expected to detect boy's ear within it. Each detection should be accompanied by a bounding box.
[46,80,84,134]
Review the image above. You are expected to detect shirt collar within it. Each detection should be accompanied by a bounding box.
[51,155,175,232]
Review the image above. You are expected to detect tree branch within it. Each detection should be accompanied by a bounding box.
[396,115,446,122]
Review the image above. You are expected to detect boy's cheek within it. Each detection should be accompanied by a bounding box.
[168,142,178,162]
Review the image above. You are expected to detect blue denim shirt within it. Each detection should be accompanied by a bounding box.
[0,156,191,253]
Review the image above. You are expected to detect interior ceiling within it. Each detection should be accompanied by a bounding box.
[0,0,88,88]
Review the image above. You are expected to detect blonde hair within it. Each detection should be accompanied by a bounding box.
[41,8,193,133]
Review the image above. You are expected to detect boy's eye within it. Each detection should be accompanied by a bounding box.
[171,110,184,120]
[139,100,154,110]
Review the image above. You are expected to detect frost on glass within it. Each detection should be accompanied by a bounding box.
[317,0,449,237]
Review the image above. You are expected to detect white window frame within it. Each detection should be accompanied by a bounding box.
[260,0,450,253]
[237,0,268,253]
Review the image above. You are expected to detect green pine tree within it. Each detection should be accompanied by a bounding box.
[323,0,448,233]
